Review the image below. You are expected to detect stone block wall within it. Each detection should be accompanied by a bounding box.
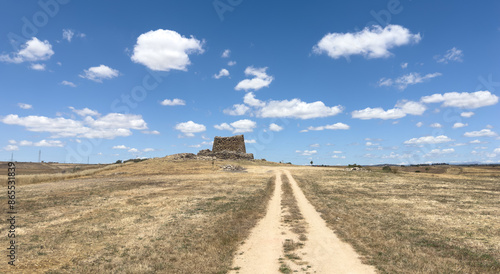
[212,135,246,153]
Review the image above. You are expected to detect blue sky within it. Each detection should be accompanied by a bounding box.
[1,0,499,165]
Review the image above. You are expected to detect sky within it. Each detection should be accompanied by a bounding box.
[0,0,499,165]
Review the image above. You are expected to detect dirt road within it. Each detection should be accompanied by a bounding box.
[230,170,376,274]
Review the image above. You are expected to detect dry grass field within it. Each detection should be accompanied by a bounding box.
[3,157,499,273]
[2,158,277,273]
[292,166,500,273]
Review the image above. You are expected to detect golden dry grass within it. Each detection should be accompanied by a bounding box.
[291,166,500,273]
[2,158,275,273]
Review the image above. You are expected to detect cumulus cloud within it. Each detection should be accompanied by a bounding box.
[296,150,317,156]
[61,80,76,87]
[395,100,427,115]
[245,139,256,144]
[258,98,343,119]
[430,123,442,128]
[0,37,54,63]
[112,145,129,149]
[11,139,63,147]
[69,107,100,117]
[404,135,453,145]
[160,99,185,106]
[128,148,139,153]
[80,65,119,82]
[464,129,497,138]
[3,145,19,151]
[269,123,283,132]
[1,113,147,139]
[131,29,204,71]
[378,72,442,90]
[494,147,500,154]
[461,112,474,118]
[421,91,498,109]
[30,63,46,71]
[214,119,256,134]
[313,24,421,59]
[223,104,250,116]
[228,61,236,66]
[427,148,455,155]
[352,107,405,120]
[304,122,350,132]
[18,103,32,109]
[453,122,468,128]
[435,47,463,63]
[235,67,274,91]
[214,68,230,79]
[416,122,423,127]
[142,130,160,135]
[221,49,230,58]
[143,148,155,152]
[175,121,206,137]
[401,62,408,69]
[243,92,266,107]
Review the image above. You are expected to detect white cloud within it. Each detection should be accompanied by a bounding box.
[258,98,343,119]
[3,145,19,151]
[214,119,257,134]
[332,155,346,159]
[223,104,250,116]
[494,147,500,154]
[486,125,494,129]
[235,67,274,91]
[310,143,320,148]
[352,107,405,120]
[313,24,421,59]
[435,47,463,63]
[62,29,74,42]
[160,99,185,106]
[1,113,147,139]
[214,68,230,79]
[245,139,256,144]
[453,122,468,128]
[18,103,32,109]
[401,62,408,69]
[427,148,455,155]
[333,151,343,154]
[379,72,442,90]
[175,121,206,137]
[0,37,54,63]
[461,112,474,118]
[269,123,284,132]
[296,150,317,156]
[214,123,233,131]
[30,63,46,71]
[142,130,160,135]
[305,122,350,131]
[61,80,76,87]
[395,100,427,115]
[228,61,236,66]
[12,139,63,147]
[430,123,442,128]
[464,129,497,138]
[69,107,100,117]
[404,135,453,145]
[80,65,119,82]
[112,145,129,149]
[221,49,230,58]
[470,140,482,144]
[421,91,498,109]
[243,92,266,107]
[128,148,139,153]
[416,122,423,127]
[365,141,379,146]
[131,29,204,71]
[230,119,256,133]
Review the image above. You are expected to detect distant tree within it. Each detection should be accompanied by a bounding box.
[115,160,122,164]
[310,160,313,165]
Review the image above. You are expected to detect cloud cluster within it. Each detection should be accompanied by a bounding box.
[214,119,256,134]
[352,100,426,120]
[421,90,498,109]
[303,122,350,132]
[80,65,119,82]
[379,72,441,90]
[1,112,147,139]
[214,68,230,79]
[131,29,204,71]
[435,47,463,63]
[225,92,343,119]
[313,24,421,59]
[175,121,206,137]
[161,99,185,106]
[404,135,453,145]
[235,67,274,91]
[0,37,54,63]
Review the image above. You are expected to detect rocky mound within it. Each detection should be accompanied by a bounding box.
[197,149,254,160]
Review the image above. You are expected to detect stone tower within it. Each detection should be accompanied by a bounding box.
[212,134,246,153]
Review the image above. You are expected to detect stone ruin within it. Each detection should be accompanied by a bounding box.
[197,134,254,160]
